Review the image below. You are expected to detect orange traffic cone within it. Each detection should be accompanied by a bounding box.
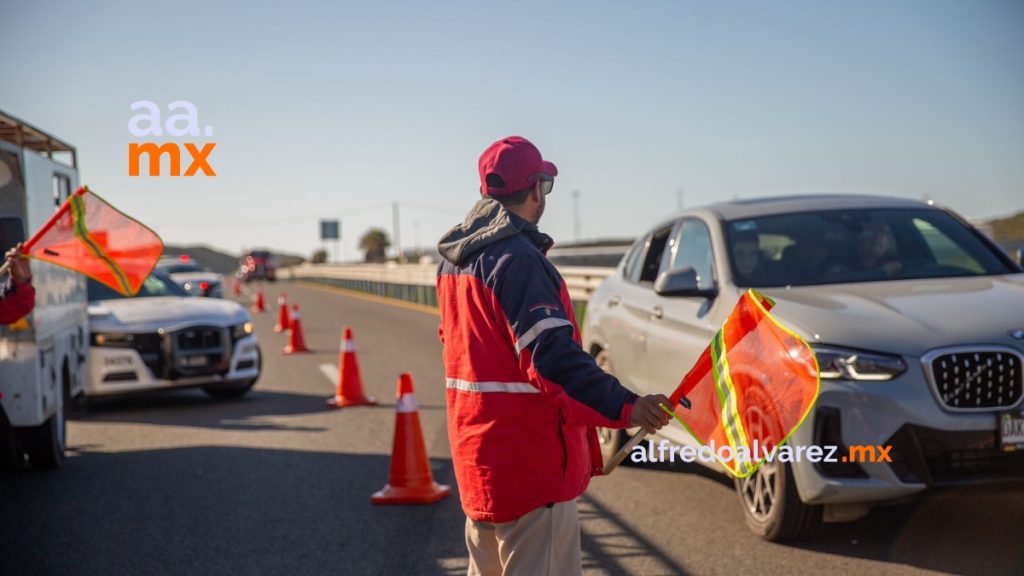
[326,327,377,408]
[232,277,242,297]
[252,287,266,313]
[273,292,290,332]
[283,304,310,354]
[372,373,451,505]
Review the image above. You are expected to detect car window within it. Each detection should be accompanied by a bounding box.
[637,224,675,286]
[724,208,1014,287]
[157,263,203,274]
[622,238,645,281]
[666,219,715,290]
[912,218,985,274]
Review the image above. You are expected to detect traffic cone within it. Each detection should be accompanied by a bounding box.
[372,373,451,505]
[326,327,377,407]
[251,286,267,313]
[232,278,242,297]
[273,292,290,332]
[283,304,310,354]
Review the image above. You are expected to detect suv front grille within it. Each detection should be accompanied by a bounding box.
[927,349,1022,410]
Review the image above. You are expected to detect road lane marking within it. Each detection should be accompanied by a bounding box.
[319,363,338,387]
[296,280,440,316]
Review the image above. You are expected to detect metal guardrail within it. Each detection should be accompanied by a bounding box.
[285,263,615,315]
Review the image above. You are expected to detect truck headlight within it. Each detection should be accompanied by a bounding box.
[231,322,254,340]
[812,345,906,381]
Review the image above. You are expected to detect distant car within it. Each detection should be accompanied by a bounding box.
[240,250,276,282]
[86,271,261,399]
[583,194,1024,542]
[156,255,224,298]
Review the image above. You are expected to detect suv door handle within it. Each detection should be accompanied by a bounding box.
[652,305,663,320]
[608,295,621,308]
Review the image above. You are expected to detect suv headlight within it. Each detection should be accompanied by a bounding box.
[812,345,906,381]
[231,321,254,340]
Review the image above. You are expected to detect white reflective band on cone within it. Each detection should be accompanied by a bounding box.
[340,339,356,353]
[445,378,539,394]
[278,297,285,304]
[292,311,301,320]
[396,393,418,413]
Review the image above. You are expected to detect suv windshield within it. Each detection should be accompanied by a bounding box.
[87,273,188,301]
[725,208,1015,287]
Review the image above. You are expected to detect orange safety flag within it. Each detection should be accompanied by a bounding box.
[668,289,819,477]
[21,186,163,296]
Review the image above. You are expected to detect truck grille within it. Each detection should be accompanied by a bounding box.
[928,350,1022,410]
[176,327,221,350]
[170,326,229,378]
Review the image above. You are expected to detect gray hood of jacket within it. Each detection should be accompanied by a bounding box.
[438,197,549,265]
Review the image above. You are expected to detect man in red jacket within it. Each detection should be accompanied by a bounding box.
[437,136,671,575]
[0,243,34,325]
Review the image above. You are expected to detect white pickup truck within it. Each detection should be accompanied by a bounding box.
[0,110,87,470]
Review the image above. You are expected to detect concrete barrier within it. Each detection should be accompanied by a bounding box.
[285,263,614,322]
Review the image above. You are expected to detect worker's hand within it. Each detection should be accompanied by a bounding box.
[630,394,672,435]
[5,243,31,284]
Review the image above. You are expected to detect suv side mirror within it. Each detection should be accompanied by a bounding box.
[654,267,716,298]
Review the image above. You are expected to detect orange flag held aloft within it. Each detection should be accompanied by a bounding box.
[22,186,163,296]
[668,289,820,478]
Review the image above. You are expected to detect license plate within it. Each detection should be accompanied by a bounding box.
[999,409,1024,451]
[180,355,208,367]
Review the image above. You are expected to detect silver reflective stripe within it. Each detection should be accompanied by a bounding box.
[445,378,540,394]
[514,317,573,354]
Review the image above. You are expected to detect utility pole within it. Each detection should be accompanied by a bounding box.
[572,190,581,242]
[413,220,421,259]
[392,202,403,263]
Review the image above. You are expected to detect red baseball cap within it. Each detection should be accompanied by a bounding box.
[478,136,558,197]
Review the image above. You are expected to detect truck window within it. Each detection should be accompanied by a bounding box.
[52,174,71,210]
[0,217,25,254]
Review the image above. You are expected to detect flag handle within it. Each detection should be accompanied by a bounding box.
[602,397,690,476]
[602,428,648,476]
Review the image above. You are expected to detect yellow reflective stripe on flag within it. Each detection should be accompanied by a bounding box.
[71,192,132,295]
[711,329,751,476]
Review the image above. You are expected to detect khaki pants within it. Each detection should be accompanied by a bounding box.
[465,500,582,576]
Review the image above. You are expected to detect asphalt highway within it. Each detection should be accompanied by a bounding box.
[2,282,1022,576]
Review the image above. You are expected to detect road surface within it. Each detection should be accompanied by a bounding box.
[2,282,1022,575]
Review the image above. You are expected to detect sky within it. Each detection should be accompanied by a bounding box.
[2,0,1022,260]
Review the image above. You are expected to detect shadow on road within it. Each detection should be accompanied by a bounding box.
[0,446,466,576]
[796,484,1024,576]
[630,459,1024,576]
[578,494,690,576]
[75,389,335,432]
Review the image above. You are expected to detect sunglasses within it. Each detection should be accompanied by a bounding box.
[532,174,554,196]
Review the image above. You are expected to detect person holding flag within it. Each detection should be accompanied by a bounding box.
[0,243,35,324]
[437,136,671,576]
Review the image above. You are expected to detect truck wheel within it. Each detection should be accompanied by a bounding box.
[734,461,822,542]
[24,392,65,470]
[594,349,625,464]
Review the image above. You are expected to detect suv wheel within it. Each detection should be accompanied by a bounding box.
[734,461,822,542]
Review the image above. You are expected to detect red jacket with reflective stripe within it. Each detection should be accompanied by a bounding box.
[437,199,637,523]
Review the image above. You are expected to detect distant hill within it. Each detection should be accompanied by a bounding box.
[985,211,1024,255]
[162,244,305,275]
